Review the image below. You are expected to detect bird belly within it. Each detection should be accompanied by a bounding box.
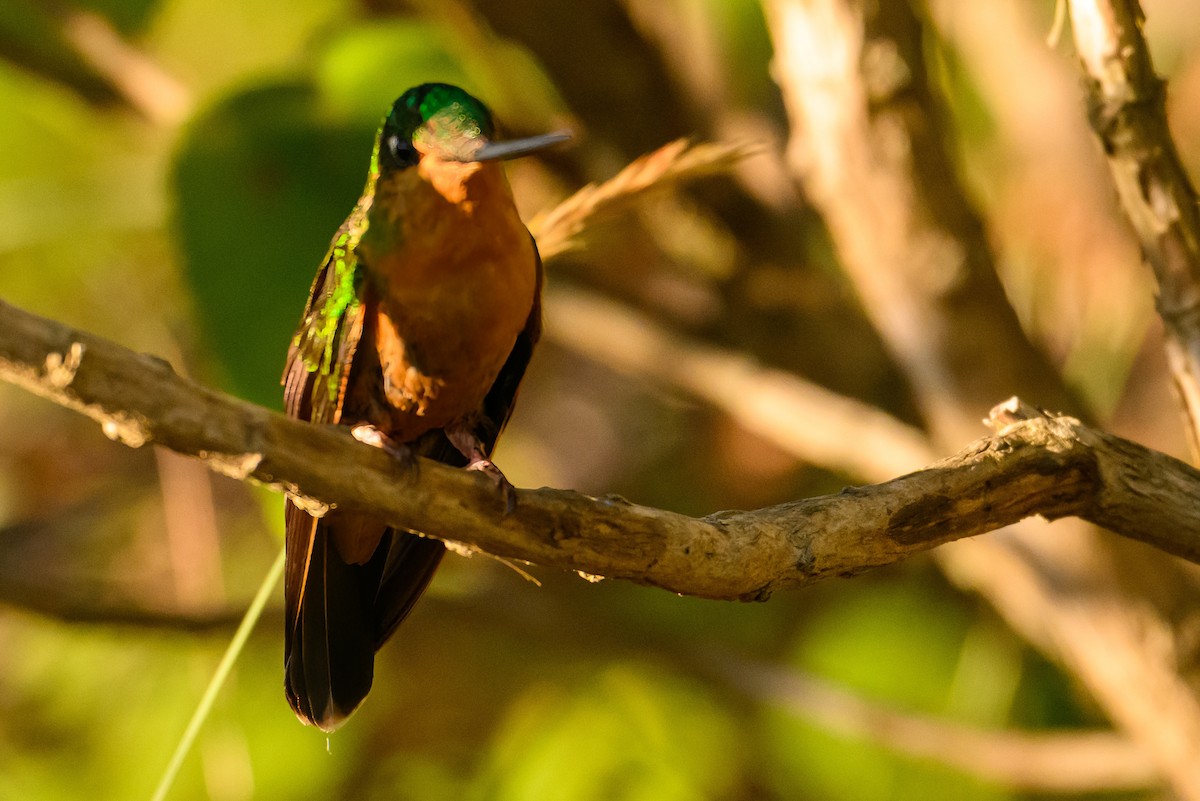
[371,237,536,442]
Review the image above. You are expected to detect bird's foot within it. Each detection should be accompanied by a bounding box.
[351,424,418,478]
[446,424,517,515]
[465,457,517,516]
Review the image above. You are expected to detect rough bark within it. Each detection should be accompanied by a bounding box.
[2,298,1198,601]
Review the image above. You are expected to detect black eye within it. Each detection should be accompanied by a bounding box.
[383,134,418,170]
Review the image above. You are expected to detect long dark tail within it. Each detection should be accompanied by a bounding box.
[284,503,444,731]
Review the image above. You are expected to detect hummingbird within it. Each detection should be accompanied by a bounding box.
[281,83,567,731]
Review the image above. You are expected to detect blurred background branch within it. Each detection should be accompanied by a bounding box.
[764,0,1200,795]
[1069,0,1200,459]
[713,654,1159,793]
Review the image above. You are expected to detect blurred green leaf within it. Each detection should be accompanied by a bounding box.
[762,580,1012,801]
[316,19,471,124]
[697,0,777,108]
[315,16,567,133]
[172,81,370,406]
[471,663,740,801]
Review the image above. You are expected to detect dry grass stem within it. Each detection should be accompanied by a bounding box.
[530,138,755,260]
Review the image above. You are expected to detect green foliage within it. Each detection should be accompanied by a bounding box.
[764,581,1012,801]
[471,664,740,801]
[77,0,160,34]
[316,20,472,123]
[173,82,368,406]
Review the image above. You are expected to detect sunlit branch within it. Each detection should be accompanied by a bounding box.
[2,298,1199,602]
[1069,0,1200,460]
[59,10,192,125]
[543,285,934,480]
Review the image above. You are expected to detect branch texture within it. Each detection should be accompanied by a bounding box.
[1,299,1198,600]
[1070,0,1200,457]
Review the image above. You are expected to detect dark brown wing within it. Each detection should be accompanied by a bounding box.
[280,233,383,730]
[282,278,445,730]
[478,240,544,454]
[370,242,543,649]
[280,249,367,674]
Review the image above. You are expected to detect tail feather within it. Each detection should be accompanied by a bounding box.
[284,507,445,731]
[285,519,379,731]
[374,534,444,647]
[283,432,484,730]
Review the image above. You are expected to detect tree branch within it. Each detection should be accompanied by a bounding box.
[1069,0,1200,458]
[543,285,933,480]
[2,298,1198,600]
[58,10,192,126]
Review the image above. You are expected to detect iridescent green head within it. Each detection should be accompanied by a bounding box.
[378,83,568,172]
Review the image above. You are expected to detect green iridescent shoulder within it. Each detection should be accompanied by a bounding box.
[292,210,368,378]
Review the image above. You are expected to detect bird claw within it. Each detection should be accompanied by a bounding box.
[466,458,517,516]
[445,423,517,515]
[350,424,418,478]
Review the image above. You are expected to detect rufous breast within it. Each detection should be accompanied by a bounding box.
[357,156,538,442]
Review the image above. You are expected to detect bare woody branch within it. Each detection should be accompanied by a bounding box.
[543,286,934,480]
[1069,0,1200,458]
[1,298,1198,600]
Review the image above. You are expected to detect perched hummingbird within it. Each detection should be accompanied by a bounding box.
[281,83,567,731]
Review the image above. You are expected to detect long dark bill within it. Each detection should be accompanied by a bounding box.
[466,131,572,163]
